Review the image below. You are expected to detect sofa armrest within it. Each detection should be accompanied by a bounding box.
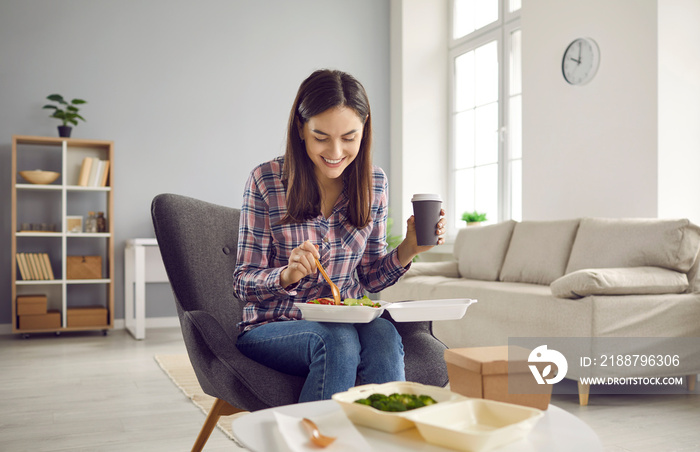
[404,261,460,279]
[687,249,700,293]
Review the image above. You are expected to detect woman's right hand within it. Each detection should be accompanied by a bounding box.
[280,240,319,289]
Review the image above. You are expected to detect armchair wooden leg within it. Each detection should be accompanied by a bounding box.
[577,381,590,406]
[687,374,697,392]
[191,398,244,452]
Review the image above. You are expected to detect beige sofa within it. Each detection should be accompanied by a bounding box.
[381,218,700,404]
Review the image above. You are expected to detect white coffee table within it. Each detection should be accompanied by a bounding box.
[231,400,602,451]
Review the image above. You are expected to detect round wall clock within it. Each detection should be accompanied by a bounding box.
[562,37,600,85]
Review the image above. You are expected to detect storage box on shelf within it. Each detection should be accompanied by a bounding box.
[16,294,48,315]
[18,310,61,330]
[67,306,108,327]
[11,135,114,336]
[66,255,102,280]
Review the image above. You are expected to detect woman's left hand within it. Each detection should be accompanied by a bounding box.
[397,209,446,267]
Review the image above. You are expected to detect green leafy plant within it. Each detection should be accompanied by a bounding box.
[386,216,402,250]
[461,210,487,223]
[43,94,87,127]
[386,215,419,262]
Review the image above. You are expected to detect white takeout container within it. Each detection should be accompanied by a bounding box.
[293,301,387,323]
[295,298,476,324]
[384,298,476,322]
[331,381,467,433]
[404,398,544,451]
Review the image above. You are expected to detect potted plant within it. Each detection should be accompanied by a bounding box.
[461,210,487,226]
[42,94,87,137]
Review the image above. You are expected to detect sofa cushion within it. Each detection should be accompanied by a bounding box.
[453,220,516,281]
[499,219,580,285]
[404,261,460,279]
[550,267,689,299]
[565,218,700,274]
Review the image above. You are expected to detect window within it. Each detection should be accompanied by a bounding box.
[449,0,521,229]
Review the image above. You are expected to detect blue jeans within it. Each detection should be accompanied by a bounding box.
[236,318,405,403]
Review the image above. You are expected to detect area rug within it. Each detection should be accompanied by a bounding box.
[154,354,249,444]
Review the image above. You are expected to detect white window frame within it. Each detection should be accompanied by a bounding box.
[448,0,521,233]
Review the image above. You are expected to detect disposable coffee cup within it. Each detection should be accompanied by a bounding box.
[411,194,442,246]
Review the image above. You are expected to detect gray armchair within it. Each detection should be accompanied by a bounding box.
[151,193,448,451]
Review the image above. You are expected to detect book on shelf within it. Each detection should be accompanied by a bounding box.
[26,253,39,280]
[25,253,37,280]
[42,253,55,280]
[33,253,46,280]
[30,253,44,280]
[37,253,49,280]
[87,158,101,186]
[16,253,54,281]
[98,160,110,187]
[16,253,29,280]
[77,157,93,186]
[78,157,110,187]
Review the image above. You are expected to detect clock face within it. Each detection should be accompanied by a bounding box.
[562,38,600,85]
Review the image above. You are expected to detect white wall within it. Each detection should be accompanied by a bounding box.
[391,0,700,233]
[0,0,391,325]
[658,0,700,224]
[522,0,659,220]
[522,0,700,223]
[390,0,448,236]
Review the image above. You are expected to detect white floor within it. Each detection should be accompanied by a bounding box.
[0,327,698,452]
[548,380,700,451]
[0,327,238,452]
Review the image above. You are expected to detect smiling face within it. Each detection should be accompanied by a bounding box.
[299,106,365,186]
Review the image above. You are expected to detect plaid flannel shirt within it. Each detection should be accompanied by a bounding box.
[233,156,409,332]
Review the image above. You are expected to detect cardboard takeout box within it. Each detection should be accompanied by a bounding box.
[444,346,551,410]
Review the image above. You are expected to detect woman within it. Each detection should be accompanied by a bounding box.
[233,69,445,402]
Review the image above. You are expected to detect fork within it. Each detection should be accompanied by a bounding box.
[313,256,342,306]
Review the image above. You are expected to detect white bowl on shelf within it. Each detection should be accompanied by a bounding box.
[19,170,60,185]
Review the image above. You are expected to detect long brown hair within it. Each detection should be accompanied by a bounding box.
[281,69,373,228]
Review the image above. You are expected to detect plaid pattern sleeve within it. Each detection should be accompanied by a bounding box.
[233,158,410,332]
[233,158,299,329]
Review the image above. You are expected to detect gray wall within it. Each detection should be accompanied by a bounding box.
[0,0,391,326]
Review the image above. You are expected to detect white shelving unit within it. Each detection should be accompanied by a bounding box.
[11,135,114,336]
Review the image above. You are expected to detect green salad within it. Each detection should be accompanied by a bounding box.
[354,393,438,412]
[343,295,381,307]
[306,295,381,308]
